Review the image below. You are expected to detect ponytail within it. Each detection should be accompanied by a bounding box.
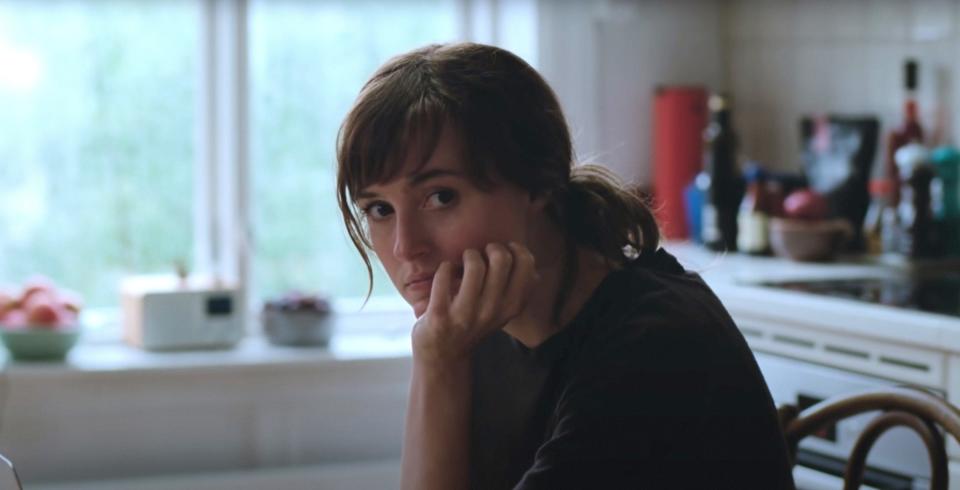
[548,164,661,323]
[563,164,660,261]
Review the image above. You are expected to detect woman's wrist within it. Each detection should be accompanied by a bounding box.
[411,351,472,379]
[402,348,473,490]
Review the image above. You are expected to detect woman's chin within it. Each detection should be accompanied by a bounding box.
[412,300,428,318]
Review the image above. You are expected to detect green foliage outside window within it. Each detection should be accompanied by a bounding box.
[0,0,196,308]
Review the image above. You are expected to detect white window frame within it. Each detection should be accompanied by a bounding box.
[196,0,541,332]
[196,0,252,326]
[24,0,541,345]
[192,0,539,337]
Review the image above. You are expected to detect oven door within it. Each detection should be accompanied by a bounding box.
[754,351,942,490]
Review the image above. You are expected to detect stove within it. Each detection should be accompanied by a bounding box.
[756,273,960,319]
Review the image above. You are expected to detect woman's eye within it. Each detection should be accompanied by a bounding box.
[362,202,393,220]
[426,189,457,208]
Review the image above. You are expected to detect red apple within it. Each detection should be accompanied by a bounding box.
[0,309,28,329]
[783,189,829,220]
[25,300,60,327]
[56,306,79,327]
[58,289,84,314]
[22,289,58,311]
[20,276,57,307]
[0,289,17,318]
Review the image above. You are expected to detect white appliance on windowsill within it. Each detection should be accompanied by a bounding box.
[121,274,244,351]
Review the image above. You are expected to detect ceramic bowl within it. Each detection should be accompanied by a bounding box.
[262,310,333,347]
[769,218,853,262]
[0,326,81,361]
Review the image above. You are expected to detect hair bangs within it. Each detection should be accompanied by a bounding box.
[341,96,449,204]
[335,68,453,296]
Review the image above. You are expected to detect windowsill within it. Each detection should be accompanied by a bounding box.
[3,308,415,377]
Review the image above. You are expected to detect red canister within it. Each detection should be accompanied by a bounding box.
[653,86,708,240]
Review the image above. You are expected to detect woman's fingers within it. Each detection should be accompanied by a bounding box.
[427,261,454,317]
[432,242,535,338]
[476,243,513,324]
[500,242,537,321]
[451,249,485,320]
[415,243,536,365]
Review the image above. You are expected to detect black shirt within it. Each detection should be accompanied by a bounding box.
[469,248,796,490]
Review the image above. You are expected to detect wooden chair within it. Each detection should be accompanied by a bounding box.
[778,386,960,490]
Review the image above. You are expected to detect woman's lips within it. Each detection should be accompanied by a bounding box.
[405,269,464,295]
[406,277,433,293]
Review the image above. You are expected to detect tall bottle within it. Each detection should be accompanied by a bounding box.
[896,143,937,258]
[885,59,925,206]
[700,94,745,252]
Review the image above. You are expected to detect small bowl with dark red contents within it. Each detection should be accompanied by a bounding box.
[261,292,334,347]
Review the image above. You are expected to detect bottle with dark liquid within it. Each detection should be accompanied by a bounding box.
[896,144,938,258]
[700,94,744,252]
[885,59,925,207]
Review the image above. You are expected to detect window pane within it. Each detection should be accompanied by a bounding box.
[0,0,198,308]
[249,0,460,303]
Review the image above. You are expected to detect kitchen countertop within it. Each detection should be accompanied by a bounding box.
[665,242,960,352]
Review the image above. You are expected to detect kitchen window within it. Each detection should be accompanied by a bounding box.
[0,0,199,331]
[0,0,534,342]
[248,0,459,302]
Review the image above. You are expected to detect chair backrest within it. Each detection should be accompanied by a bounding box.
[778,386,960,490]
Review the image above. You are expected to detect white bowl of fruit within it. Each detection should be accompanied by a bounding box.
[0,277,83,361]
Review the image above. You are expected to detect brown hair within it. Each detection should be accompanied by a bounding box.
[336,43,660,320]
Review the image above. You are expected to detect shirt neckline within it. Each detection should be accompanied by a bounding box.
[506,247,682,364]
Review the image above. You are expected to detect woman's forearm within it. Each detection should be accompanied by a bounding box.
[401,358,473,490]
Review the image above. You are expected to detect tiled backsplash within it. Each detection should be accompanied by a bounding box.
[724,0,960,174]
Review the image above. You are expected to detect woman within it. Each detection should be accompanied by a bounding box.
[336,43,794,490]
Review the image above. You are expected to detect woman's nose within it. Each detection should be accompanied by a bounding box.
[393,211,430,261]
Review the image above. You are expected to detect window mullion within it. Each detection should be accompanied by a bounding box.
[195,0,217,284]
[198,0,252,328]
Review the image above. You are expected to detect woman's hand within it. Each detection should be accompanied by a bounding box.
[411,241,537,366]
[401,242,536,490]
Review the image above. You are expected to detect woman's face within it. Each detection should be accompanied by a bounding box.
[356,127,541,317]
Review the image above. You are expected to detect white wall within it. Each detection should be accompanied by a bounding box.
[537,0,960,185]
[537,0,725,186]
[724,0,960,174]
[0,352,410,486]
